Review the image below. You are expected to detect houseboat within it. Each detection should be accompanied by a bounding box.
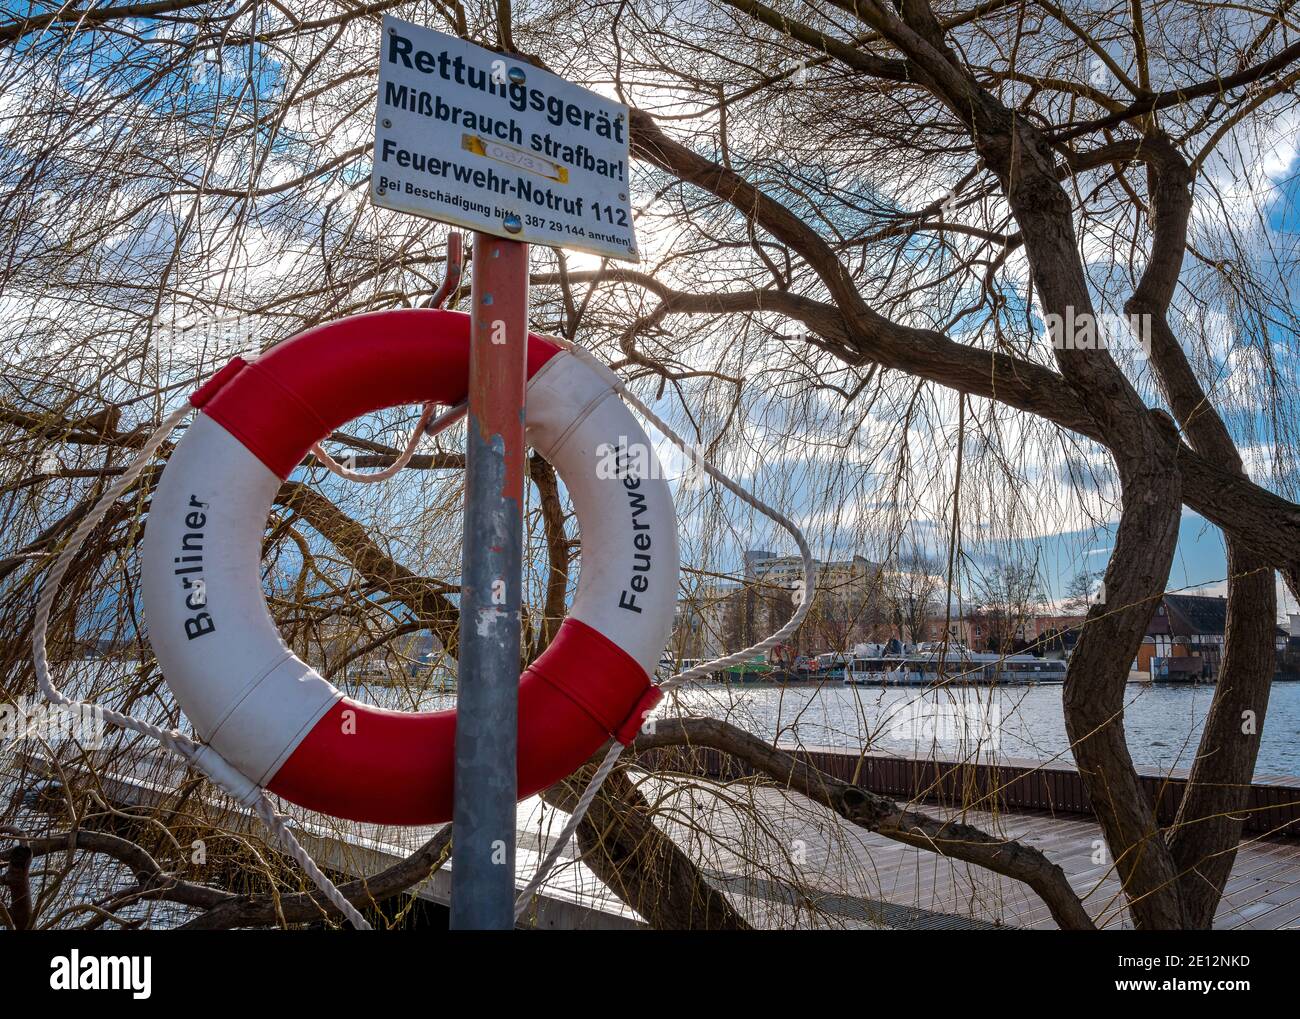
[844,647,1067,686]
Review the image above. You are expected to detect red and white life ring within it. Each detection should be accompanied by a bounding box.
[141,309,677,825]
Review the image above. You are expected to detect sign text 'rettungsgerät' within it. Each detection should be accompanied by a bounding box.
[372,17,637,260]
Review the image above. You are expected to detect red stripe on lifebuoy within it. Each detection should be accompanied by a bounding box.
[267,618,653,825]
[194,309,562,479]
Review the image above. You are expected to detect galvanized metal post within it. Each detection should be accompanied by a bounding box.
[449,233,528,930]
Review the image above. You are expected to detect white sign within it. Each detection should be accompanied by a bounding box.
[372,16,637,261]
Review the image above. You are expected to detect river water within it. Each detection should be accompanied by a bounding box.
[663,680,1300,778]
[366,676,1300,778]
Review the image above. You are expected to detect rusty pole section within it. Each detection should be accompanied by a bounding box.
[449,233,529,930]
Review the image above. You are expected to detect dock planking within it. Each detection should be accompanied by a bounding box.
[9,750,1300,929]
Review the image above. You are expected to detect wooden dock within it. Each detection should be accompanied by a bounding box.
[223,774,1300,930]
[10,749,1300,929]
[286,773,1300,930]
[635,779,1300,929]
[5,749,641,930]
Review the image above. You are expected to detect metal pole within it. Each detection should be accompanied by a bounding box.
[450,233,528,930]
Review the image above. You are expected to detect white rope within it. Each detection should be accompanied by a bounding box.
[513,346,817,921]
[566,345,817,691]
[31,403,371,930]
[310,402,436,482]
[512,740,624,921]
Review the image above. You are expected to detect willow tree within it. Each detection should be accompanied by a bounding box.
[2,0,1298,930]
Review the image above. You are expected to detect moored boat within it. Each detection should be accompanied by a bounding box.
[844,648,1067,686]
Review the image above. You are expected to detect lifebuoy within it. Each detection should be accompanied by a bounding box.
[141,309,677,825]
